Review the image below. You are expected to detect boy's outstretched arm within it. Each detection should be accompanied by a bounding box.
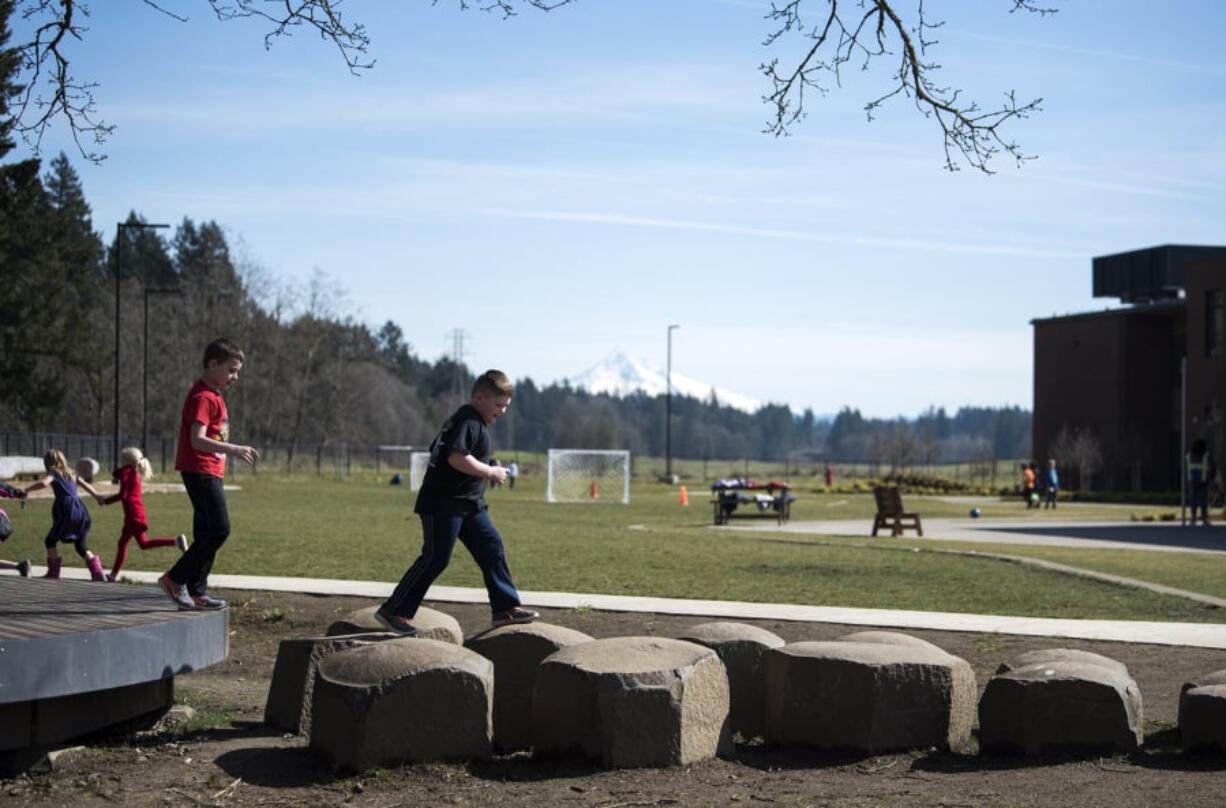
[188,421,260,466]
[448,450,508,484]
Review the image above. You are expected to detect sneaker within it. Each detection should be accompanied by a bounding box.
[16,559,30,578]
[158,572,197,611]
[374,608,418,636]
[491,607,539,628]
[105,573,116,583]
[191,594,227,610]
[175,534,189,552]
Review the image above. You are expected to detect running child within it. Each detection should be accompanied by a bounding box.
[377,370,538,635]
[0,482,31,577]
[22,449,107,580]
[98,447,188,581]
[159,338,259,611]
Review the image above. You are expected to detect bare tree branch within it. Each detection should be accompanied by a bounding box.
[206,0,374,75]
[761,0,1056,173]
[12,0,115,163]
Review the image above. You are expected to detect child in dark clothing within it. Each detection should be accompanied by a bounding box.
[0,482,32,577]
[22,449,107,580]
[377,370,538,635]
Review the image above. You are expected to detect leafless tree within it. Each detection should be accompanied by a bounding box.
[8,0,1053,171]
[1050,425,1103,493]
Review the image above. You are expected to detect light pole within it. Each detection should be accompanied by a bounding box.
[114,221,170,466]
[143,285,182,453]
[666,324,680,480]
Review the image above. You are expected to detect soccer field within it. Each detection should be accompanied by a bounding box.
[5,473,1224,623]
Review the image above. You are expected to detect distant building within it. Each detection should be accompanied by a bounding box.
[1032,245,1226,492]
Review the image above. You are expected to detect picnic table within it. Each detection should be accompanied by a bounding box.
[710,479,794,526]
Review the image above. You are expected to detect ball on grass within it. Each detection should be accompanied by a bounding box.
[969,507,982,519]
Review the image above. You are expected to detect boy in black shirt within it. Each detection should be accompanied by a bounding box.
[377,370,538,634]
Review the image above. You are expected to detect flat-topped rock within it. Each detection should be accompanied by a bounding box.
[979,659,1143,756]
[310,638,492,771]
[465,622,593,752]
[533,636,730,768]
[837,631,947,652]
[677,622,784,740]
[996,648,1129,677]
[326,605,463,645]
[764,640,975,753]
[1179,668,1226,753]
[264,633,392,734]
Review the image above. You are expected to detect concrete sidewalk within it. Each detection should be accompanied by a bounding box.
[41,567,1226,650]
[729,517,1226,554]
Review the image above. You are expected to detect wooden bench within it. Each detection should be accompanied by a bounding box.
[871,486,923,537]
[710,482,793,526]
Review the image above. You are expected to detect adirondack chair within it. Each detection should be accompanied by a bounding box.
[871,486,923,537]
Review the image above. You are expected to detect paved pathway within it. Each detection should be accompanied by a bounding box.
[40,567,1226,650]
[728,517,1226,554]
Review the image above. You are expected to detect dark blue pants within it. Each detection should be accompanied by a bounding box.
[384,509,522,618]
[168,472,230,596]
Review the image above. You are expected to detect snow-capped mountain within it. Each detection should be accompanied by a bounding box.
[567,350,761,413]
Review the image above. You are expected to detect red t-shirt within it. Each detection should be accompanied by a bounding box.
[175,379,228,478]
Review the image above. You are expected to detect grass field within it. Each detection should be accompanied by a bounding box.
[4,473,1224,623]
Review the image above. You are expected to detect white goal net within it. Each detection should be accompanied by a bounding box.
[546,449,630,504]
[409,451,431,491]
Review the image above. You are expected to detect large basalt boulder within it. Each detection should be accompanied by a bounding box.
[996,648,1130,677]
[310,638,493,771]
[264,633,392,734]
[1179,669,1226,753]
[676,622,784,740]
[533,636,730,768]
[465,622,593,752]
[326,605,463,645]
[979,657,1143,756]
[763,639,976,753]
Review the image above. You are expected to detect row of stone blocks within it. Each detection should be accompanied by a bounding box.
[263,605,1226,771]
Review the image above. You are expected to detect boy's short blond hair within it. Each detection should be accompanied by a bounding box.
[472,369,513,399]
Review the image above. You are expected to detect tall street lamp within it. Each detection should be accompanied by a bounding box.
[666,324,680,480]
[143,285,183,453]
[114,220,170,466]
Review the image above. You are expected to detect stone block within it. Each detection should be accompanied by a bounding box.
[264,633,391,734]
[533,636,730,767]
[1179,668,1226,752]
[676,622,784,740]
[310,638,493,772]
[837,630,946,652]
[326,605,463,645]
[763,640,976,753]
[465,622,593,752]
[979,659,1143,755]
[996,648,1129,677]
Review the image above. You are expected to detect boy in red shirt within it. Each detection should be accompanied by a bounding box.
[159,338,259,610]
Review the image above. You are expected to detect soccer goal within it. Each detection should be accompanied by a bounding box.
[546,449,630,504]
[409,451,431,491]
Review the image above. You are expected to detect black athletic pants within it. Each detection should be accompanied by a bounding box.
[168,472,230,596]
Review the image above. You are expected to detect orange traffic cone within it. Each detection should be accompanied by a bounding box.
[679,485,689,507]
[590,480,599,499]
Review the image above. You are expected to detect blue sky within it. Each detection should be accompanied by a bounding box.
[12,1,1226,417]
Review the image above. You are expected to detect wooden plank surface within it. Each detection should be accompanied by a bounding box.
[0,576,204,640]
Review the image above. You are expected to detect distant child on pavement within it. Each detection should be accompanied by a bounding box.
[377,370,538,635]
[1021,462,1037,508]
[99,446,187,581]
[22,449,107,580]
[159,338,259,611]
[1043,459,1060,509]
[1188,439,1213,526]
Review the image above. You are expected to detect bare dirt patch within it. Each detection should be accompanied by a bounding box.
[5,589,1226,807]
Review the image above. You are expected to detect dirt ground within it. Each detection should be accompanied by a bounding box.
[4,589,1226,808]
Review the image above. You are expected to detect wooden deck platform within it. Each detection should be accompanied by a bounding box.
[0,576,228,705]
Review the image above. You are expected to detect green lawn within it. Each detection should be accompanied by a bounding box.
[4,473,1222,624]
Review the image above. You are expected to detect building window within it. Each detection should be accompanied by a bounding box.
[1209,290,1225,359]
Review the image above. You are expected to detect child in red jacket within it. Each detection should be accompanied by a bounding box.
[99,447,187,581]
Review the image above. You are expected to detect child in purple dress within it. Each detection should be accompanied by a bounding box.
[22,449,107,580]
